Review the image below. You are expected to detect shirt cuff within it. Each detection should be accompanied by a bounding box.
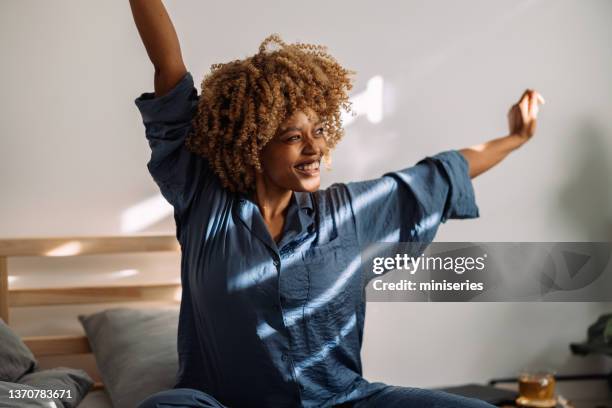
[134,71,197,125]
[422,149,480,222]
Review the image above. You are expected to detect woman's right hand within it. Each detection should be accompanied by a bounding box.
[507,88,546,146]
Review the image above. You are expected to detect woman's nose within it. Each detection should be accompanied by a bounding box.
[307,128,326,146]
[303,135,323,155]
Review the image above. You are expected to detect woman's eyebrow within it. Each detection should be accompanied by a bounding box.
[280,126,302,134]
[280,122,323,134]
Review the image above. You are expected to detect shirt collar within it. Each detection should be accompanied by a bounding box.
[238,191,314,213]
[240,190,313,213]
[294,191,314,215]
[278,191,314,249]
[235,190,315,252]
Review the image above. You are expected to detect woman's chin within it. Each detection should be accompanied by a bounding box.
[291,178,320,192]
[289,169,320,192]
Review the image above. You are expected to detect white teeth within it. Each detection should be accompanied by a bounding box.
[296,161,320,171]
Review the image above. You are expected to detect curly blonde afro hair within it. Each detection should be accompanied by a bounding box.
[185,34,355,193]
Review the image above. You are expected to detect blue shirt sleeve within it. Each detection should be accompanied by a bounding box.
[134,71,211,219]
[345,150,479,246]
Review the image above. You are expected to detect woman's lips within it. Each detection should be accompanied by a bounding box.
[294,160,320,177]
[295,167,320,177]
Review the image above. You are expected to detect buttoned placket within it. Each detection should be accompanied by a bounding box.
[275,201,314,404]
[236,194,314,404]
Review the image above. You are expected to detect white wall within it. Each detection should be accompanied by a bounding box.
[2,0,612,388]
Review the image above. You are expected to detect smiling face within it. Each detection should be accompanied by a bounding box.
[258,107,329,193]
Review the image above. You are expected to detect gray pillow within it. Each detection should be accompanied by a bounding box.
[0,381,62,407]
[0,318,37,382]
[78,307,179,408]
[19,367,93,408]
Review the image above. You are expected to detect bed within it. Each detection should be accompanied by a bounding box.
[0,235,182,408]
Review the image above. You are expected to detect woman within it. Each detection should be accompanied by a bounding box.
[130,1,544,407]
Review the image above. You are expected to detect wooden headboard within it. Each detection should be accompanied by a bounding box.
[0,235,181,391]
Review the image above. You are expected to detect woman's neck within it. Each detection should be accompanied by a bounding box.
[251,176,293,221]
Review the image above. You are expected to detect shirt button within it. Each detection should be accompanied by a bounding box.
[281,353,288,361]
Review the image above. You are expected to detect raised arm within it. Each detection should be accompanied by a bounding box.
[459,89,546,178]
[129,0,187,97]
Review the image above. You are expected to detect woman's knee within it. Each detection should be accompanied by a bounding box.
[137,388,227,408]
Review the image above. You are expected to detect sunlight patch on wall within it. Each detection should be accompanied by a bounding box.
[341,75,384,127]
[121,194,173,233]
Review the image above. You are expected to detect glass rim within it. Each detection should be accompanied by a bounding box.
[518,368,557,377]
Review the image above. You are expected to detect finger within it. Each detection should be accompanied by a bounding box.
[527,89,545,105]
[528,117,537,137]
[519,89,531,103]
[508,104,518,116]
[529,94,539,117]
[519,94,530,113]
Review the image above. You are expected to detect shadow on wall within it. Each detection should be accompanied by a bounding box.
[558,118,612,242]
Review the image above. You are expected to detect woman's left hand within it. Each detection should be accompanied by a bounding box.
[507,89,546,146]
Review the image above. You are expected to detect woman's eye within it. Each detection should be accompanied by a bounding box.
[315,128,325,136]
[287,135,300,142]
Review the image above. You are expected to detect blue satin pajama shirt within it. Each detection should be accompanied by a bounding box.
[134,71,480,408]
